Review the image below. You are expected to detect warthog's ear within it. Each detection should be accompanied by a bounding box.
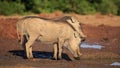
[71,17,81,24]
[66,19,73,24]
[64,16,74,23]
[70,17,75,23]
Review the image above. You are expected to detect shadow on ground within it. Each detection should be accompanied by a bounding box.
[9,50,71,61]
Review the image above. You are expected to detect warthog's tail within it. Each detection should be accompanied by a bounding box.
[16,19,25,45]
[16,20,21,44]
[17,19,29,46]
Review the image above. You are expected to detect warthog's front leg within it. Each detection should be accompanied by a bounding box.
[53,43,58,60]
[58,38,64,60]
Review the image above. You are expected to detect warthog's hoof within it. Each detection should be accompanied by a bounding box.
[74,57,80,60]
[57,58,62,60]
[27,58,37,61]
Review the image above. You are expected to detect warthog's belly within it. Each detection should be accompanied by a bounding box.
[36,35,58,44]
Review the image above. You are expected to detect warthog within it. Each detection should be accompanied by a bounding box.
[52,16,86,39]
[16,16,86,60]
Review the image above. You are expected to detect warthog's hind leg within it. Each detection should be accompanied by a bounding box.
[25,35,38,59]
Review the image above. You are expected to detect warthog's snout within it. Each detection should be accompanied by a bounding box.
[81,37,86,42]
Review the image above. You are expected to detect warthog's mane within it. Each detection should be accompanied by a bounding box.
[22,16,71,23]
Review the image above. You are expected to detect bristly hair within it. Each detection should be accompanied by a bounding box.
[21,15,77,31]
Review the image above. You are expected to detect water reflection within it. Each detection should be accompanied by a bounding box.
[110,62,120,66]
[80,42,104,49]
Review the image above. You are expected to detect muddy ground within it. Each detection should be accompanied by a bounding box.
[0,12,120,68]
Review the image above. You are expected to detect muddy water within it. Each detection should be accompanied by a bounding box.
[110,62,120,66]
[79,59,120,68]
[0,50,120,68]
[0,42,120,68]
[0,38,120,68]
[81,42,104,49]
[0,56,120,68]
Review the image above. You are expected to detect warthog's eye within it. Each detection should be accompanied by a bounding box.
[74,33,77,38]
[74,32,80,38]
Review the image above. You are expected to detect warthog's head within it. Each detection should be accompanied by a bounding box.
[64,31,82,60]
[65,16,86,41]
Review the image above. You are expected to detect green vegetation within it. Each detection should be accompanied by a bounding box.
[0,2,25,15]
[0,0,120,15]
